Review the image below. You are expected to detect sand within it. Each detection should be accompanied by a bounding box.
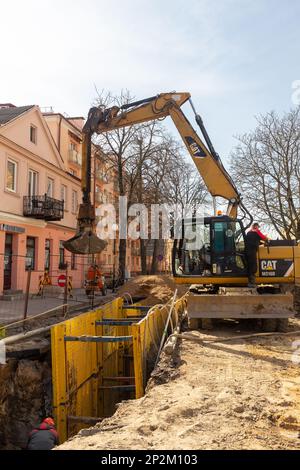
[57,318,300,450]
[118,275,188,306]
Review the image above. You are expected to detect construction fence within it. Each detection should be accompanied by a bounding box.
[51,294,188,442]
[0,251,119,326]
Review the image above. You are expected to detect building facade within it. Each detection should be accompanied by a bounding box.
[0,103,171,295]
[0,104,85,293]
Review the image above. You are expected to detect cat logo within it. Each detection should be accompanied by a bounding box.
[261,260,277,271]
[185,136,207,158]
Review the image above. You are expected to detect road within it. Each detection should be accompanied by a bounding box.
[0,288,116,331]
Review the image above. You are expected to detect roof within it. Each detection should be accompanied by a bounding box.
[43,112,84,134]
[0,105,34,125]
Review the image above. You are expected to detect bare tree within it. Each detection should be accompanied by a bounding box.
[165,155,209,216]
[144,136,208,273]
[230,107,300,239]
[93,89,209,277]
[130,123,163,273]
[94,89,164,279]
[93,89,140,281]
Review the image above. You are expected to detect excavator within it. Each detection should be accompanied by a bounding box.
[64,92,300,330]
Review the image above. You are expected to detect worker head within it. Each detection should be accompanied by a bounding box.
[252,223,260,230]
[217,210,223,216]
[43,417,55,427]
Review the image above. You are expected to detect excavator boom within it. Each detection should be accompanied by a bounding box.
[64,91,245,255]
[96,92,241,218]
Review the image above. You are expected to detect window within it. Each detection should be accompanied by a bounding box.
[30,125,37,144]
[28,170,38,196]
[26,237,36,270]
[61,185,67,209]
[72,190,78,213]
[47,177,54,197]
[95,185,102,204]
[71,253,76,270]
[59,241,65,269]
[103,190,108,203]
[45,239,51,271]
[69,142,78,152]
[6,159,17,192]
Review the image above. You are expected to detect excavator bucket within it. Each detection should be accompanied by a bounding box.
[63,230,107,255]
[63,200,108,254]
[187,289,296,319]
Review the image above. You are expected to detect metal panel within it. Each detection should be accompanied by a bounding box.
[187,292,296,318]
[51,295,188,443]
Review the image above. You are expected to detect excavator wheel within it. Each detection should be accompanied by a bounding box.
[200,318,214,330]
[276,318,289,333]
[188,318,201,330]
[102,286,107,296]
[188,318,214,330]
[262,318,277,332]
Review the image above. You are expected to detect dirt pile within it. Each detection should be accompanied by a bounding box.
[57,320,300,450]
[118,275,188,306]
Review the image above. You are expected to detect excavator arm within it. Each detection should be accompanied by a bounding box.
[94,92,241,218]
[64,91,248,255]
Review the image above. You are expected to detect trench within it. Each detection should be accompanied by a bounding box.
[0,294,167,449]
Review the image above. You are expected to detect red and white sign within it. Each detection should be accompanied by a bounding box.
[58,274,67,288]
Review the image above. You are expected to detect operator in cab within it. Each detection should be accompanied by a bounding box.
[245,223,269,288]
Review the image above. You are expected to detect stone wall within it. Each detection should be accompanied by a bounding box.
[0,355,52,449]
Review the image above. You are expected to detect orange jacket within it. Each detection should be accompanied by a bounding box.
[87,266,102,281]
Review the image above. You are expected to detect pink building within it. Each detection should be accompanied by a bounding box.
[0,102,170,294]
[0,104,85,293]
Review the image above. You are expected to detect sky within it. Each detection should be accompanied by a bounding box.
[1,0,300,165]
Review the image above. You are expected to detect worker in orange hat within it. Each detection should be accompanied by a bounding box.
[245,222,269,287]
[87,263,104,290]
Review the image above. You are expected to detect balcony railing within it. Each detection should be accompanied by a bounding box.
[23,195,64,221]
[68,149,82,165]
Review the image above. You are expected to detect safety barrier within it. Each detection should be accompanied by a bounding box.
[51,294,187,442]
[131,295,188,398]
[37,270,52,295]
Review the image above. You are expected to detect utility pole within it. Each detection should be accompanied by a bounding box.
[213,196,217,216]
[23,268,32,328]
[112,237,116,293]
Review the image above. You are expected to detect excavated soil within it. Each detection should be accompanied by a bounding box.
[57,319,300,450]
[118,275,188,306]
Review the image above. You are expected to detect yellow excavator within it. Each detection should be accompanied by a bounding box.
[64,92,299,330]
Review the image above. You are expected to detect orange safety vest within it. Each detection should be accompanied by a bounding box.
[87,266,103,288]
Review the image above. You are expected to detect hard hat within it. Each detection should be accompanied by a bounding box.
[43,417,55,427]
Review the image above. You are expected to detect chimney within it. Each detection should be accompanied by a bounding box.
[0,103,16,109]
[67,117,85,130]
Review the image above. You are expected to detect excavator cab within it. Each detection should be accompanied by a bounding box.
[172,215,248,280]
